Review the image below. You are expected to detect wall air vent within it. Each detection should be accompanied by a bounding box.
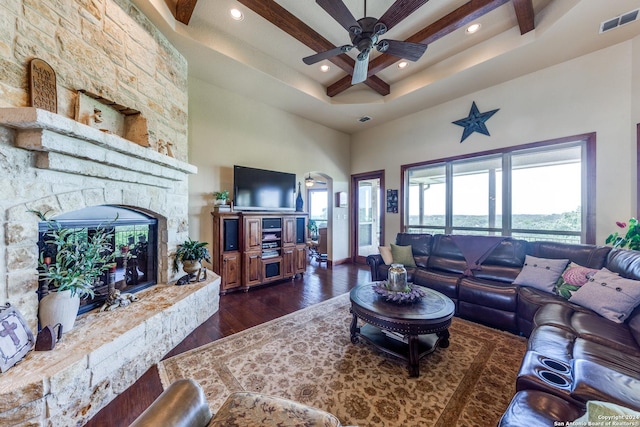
[358,116,372,123]
[600,9,639,33]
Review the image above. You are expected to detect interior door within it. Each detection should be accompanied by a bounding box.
[351,171,384,264]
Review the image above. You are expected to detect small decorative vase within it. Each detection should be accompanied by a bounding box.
[182,259,202,275]
[387,264,408,292]
[296,182,304,212]
[38,289,81,334]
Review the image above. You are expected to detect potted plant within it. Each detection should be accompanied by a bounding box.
[173,238,211,275]
[32,211,116,333]
[213,190,230,205]
[606,218,640,250]
[307,219,318,240]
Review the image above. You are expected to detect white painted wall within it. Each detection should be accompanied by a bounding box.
[188,77,351,261]
[351,38,639,246]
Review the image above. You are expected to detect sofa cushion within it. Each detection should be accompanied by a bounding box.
[571,359,640,410]
[573,338,640,376]
[526,325,575,362]
[458,277,518,312]
[555,262,599,299]
[517,287,585,337]
[498,390,584,427]
[426,235,467,274]
[413,269,459,300]
[569,268,640,323]
[378,246,393,265]
[513,255,569,292]
[390,244,416,267]
[527,241,611,269]
[606,248,640,281]
[395,233,432,268]
[534,304,640,356]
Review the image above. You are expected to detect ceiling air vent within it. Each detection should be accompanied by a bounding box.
[358,116,372,123]
[600,9,639,33]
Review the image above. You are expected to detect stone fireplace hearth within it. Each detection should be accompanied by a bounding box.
[0,107,221,426]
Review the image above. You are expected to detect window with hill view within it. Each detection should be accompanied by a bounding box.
[402,135,595,244]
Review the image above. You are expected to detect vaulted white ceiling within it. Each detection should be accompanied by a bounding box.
[136,0,640,134]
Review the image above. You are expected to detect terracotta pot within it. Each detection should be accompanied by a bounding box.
[38,289,81,334]
[182,259,202,275]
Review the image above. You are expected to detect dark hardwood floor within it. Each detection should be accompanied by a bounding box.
[85,261,370,427]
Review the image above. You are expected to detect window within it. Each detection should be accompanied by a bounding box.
[403,134,594,243]
[308,189,328,231]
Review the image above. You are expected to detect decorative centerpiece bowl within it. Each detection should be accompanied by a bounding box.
[373,281,427,304]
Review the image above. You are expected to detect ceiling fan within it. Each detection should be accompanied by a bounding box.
[305,173,326,187]
[302,0,429,85]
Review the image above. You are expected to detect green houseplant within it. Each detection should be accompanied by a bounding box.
[213,190,230,205]
[606,218,640,251]
[32,210,116,332]
[173,238,211,274]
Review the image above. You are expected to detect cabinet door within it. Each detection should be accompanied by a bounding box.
[283,216,296,246]
[222,252,241,290]
[244,217,262,251]
[294,245,307,274]
[244,251,262,286]
[282,246,295,277]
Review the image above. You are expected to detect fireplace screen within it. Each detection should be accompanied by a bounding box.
[37,205,158,315]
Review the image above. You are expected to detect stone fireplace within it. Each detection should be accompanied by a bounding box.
[0,108,221,426]
[0,1,220,424]
[37,204,160,314]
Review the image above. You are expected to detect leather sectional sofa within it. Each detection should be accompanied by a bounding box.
[367,233,640,425]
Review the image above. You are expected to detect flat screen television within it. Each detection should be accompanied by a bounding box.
[233,165,296,211]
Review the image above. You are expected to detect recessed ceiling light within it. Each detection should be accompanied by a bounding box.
[397,61,408,69]
[320,64,330,72]
[230,8,244,21]
[466,23,481,34]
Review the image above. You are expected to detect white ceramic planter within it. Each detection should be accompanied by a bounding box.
[38,290,81,334]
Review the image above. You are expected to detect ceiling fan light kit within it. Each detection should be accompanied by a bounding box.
[302,0,429,85]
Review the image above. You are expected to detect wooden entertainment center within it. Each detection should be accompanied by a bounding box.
[211,211,308,294]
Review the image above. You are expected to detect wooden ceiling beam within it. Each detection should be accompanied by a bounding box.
[511,0,535,35]
[237,0,390,96]
[379,0,431,31]
[327,0,511,97]
[175,0,198,25]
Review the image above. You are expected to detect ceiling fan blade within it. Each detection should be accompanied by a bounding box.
[378,0,430,31]
[352,51,370,85]
[316,0,362,35]
[376,39,427,62]
[303,45,353,65]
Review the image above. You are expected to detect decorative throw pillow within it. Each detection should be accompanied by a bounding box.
[513,255,569,292]
[555,262,599,300]
[573,401,640,424]
[378,246,393,265]
[569,268,640,323]
[390,244,417,267]
[0,303,35,373]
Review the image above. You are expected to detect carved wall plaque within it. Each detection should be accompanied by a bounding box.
[29,59,57,113]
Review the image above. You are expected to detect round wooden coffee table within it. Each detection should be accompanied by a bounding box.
[349,282,455,377]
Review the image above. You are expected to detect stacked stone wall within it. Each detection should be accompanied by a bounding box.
[0,0,188,159]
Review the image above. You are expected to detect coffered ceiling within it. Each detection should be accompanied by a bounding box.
[139,0,640,133]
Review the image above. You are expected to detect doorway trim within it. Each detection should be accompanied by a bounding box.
[351,170,385,264]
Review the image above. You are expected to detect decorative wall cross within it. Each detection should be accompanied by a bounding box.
[0,320,20,347]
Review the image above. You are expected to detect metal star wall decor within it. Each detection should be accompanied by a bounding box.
[452,101,500,143]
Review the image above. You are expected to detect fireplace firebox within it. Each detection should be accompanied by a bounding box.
[37,205,158,316]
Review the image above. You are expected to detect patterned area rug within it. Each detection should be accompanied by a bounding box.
[158,293,526,427]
